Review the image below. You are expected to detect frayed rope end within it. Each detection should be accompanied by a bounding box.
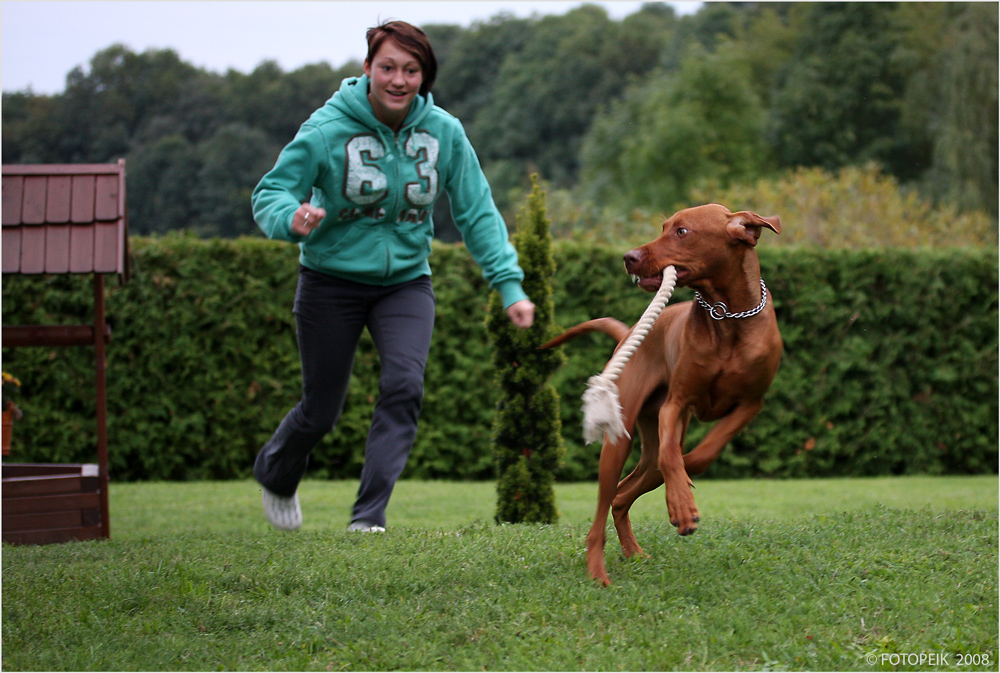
[582,375,631,444]
[579,265,677,445]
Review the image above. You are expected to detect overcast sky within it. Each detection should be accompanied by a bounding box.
[1,1,702,95]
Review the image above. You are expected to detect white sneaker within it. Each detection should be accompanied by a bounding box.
[347,521,386,533]
[261,488,301,531]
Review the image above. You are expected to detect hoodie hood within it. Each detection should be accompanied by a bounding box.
[330,75,434,134]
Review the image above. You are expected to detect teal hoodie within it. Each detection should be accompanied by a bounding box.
[252,75,527,308]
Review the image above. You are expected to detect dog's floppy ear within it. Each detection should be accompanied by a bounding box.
[727,210,781,247]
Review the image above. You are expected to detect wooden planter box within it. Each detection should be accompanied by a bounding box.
[2,463,104,545]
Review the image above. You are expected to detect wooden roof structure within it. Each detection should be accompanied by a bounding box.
[2,161,130,545]
[2,161,129,280]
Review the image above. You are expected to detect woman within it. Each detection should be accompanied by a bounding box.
[252,20,535,532]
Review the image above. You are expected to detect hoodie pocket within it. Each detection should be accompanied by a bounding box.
[395,229,432,259]
[301,224,373,267]
[393,214,433,266]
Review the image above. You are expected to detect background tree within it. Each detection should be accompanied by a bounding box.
[2,3,995,235]
[579,43,770,212]
[1,92,62,163]
[127,134,200,235]
[470,5,669,191]
[221,60,356,143]
[489,176,565,524]
[904,3,999,217]
[425,14,532,123]
[709,3,803,107]
[192,123,277,237]
[767,3,921,179]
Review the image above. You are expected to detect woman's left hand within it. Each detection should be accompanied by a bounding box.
[506,299,535,329]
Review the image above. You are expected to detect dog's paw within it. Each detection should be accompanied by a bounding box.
[670,513,700,534]
[588,560,613,587]
[592,572,612,587]
[666,487,700,536]
[620,538,647,558]
[669,520,698,535]
[677,520,699,536]
[586,545,613,586]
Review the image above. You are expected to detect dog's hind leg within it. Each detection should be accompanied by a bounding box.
[613,406,691,556]
[612,413,661,559]
[586,434,633,586]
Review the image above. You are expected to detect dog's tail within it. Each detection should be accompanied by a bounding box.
[539,318,631,349]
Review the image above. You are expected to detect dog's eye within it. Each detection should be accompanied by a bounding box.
[676,227,689,237]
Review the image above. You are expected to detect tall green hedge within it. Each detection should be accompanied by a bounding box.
[2,235,996,481]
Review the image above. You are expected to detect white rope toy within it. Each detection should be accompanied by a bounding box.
[582,266,677,444]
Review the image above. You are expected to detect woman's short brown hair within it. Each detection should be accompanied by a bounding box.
[365,20,437,96]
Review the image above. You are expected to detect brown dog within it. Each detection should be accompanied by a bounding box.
[543,204,782,585]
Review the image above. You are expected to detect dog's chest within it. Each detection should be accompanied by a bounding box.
[686,350,772,421]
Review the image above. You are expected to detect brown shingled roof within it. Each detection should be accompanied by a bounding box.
[2,161,129,281]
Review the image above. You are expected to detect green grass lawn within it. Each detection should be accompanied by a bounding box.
[3,476,997,671]
[110,475,998,537]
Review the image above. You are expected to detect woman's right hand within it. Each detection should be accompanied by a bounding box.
[291,204,327,237]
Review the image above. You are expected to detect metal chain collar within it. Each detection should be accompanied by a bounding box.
[695,278,768,321]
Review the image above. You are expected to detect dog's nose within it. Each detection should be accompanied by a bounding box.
[623,249,642,268]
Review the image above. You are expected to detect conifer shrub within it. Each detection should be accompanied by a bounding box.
[488,176,565,523]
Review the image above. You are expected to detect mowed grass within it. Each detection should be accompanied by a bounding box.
[2,476,997,671]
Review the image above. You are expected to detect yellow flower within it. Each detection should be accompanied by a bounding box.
[2,372,23,418]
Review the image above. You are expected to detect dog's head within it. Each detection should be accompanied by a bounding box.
[624,204,781,292]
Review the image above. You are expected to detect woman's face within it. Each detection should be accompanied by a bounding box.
[364,38,424,131]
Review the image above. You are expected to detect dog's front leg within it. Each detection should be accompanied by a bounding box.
[657,402,699,535]
[587,434,633,586]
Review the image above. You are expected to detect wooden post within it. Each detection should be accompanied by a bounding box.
[93,273,110,539]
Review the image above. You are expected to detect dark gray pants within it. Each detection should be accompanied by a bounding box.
[254,267,435,527]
